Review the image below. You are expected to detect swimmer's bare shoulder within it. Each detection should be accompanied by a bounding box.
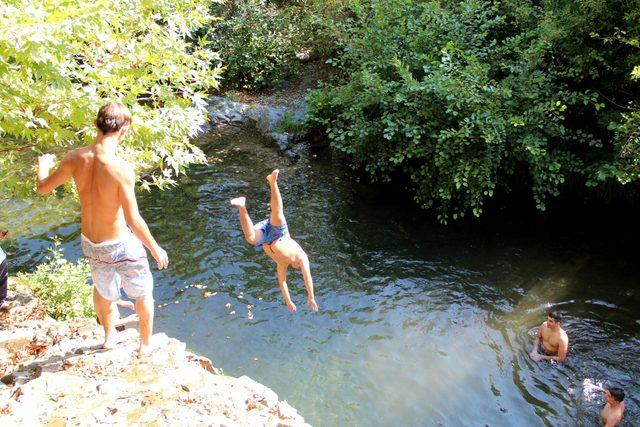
[560,328,569,343]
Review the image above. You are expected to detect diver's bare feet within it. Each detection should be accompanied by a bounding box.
[230,196,246,208]
[266,169,279,186]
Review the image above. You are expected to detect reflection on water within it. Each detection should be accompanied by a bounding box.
[3,126,639,426]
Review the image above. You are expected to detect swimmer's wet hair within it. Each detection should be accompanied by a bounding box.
[96,102,132,134]
[548,311,563,322]
[609,387,625,402]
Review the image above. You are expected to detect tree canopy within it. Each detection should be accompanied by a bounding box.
[0,0,221,197]
[305,0,640,221]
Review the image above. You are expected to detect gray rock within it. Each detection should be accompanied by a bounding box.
[205,96,308,158]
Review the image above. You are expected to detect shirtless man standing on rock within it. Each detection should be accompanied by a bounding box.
[37,102,168,353]
[530,311,569,362]
[231,169,318,313]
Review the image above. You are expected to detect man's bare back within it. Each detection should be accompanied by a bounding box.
[43,146,131,243]
[38,144,166,266]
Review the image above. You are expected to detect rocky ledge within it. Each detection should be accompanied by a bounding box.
[204,95,308,160]
[0,280,308,426]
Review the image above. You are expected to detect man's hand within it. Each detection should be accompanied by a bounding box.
[530,351,541,362]
[151,246,169,269]
[286,300,297,313]
[38,153,57,171]
[308,298,319,312]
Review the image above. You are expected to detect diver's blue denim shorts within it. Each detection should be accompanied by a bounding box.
[253,218,289,251]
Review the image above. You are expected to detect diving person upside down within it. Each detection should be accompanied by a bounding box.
[231,169,318,313]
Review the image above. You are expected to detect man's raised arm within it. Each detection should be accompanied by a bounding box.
[277,263,296,313]
[300,256,318,311]
[118,166,168,269]
[37,154,74,194]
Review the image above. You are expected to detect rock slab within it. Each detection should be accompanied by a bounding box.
[0,280,310,426]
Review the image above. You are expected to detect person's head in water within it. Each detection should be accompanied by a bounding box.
[546,311,563,329]
[606,387,625,404]
[95,102,131,142]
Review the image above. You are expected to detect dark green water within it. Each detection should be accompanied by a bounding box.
[3,127,639,426]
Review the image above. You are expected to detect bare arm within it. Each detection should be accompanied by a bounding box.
[37,154,74,194]
[277,263,296,313]
[530,323,543,361]
[118,167,168,269]
[532,327,541,353]
[300,256,318,311]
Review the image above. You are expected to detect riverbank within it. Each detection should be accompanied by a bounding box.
[0,279,309,426]
[204,61,328,158]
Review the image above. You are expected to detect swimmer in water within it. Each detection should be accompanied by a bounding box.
[591,385,625,426]
[231,169,318,313]
[530,311,568,362]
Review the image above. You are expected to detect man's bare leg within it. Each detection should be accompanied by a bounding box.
[136,297,154,353]
[93,287,116,349]
[136,298,153,354]
[266,169,285,226]
[230,197,262,245]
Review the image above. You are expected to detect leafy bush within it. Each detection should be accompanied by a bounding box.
[306,0,640,221]
[209,0,305,90]
[0,0,221,197]
[18,245,93,320]
[275,112,307,133]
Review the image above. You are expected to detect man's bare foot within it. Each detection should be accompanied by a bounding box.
[101,335,117,350]
[137,343,151,357]
[0,300,10,312]
[115,313,139,327]
[266,169,279,185]
[230,196,246,208]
